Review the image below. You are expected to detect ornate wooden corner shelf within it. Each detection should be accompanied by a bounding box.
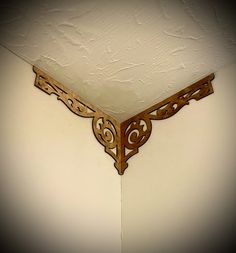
[33,66,215,175]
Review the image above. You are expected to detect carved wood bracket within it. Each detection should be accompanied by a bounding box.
[33,66,214,175]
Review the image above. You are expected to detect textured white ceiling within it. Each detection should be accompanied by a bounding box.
[0,0,235,121]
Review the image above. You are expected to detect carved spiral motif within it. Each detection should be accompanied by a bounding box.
[124,117,152,151]
[92,116,118,150]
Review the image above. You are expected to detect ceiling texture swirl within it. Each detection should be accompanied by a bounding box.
[0,0,236,121]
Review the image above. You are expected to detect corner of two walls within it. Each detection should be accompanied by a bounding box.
[1,46,236,253]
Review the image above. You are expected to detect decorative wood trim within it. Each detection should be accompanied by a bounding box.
[33,66,214,175]
[33,66,122,174]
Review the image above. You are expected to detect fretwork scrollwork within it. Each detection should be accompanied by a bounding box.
[148,74,215,120]
[119,73,214,174]
[33,65,215,175]
[119,116,152,171]
[33,66,96,118]
[92,116,121,173]
[33,66,122,175]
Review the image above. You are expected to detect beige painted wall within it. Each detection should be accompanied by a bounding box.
[0,46,121,253]
[121,63,236,253]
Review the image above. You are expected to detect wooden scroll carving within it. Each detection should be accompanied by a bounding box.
[33,66,214,175]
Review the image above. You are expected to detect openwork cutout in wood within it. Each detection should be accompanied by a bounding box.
[33,66,214,175]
